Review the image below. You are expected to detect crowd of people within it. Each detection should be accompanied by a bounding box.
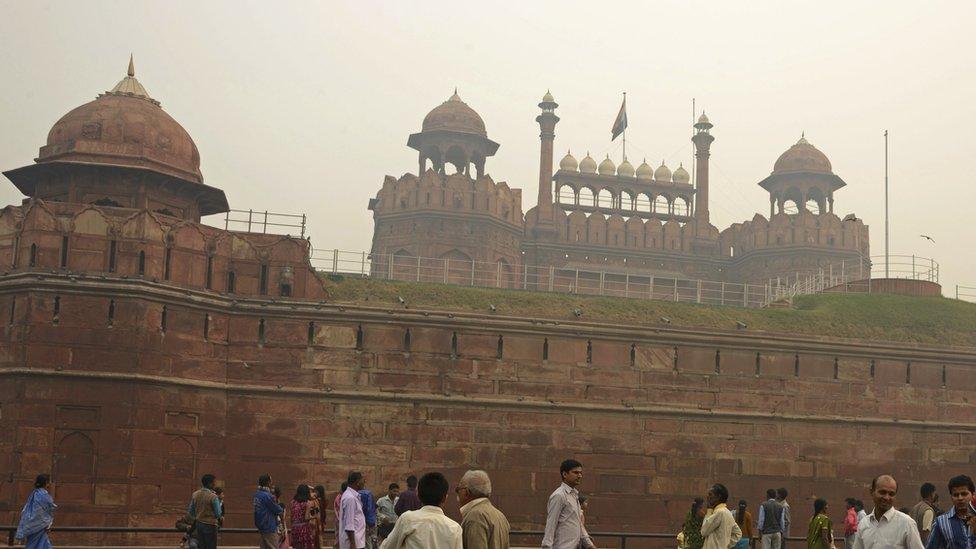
[678,474,976,549]
[12,467,976,549]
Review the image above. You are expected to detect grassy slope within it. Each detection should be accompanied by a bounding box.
[322,277,976,348]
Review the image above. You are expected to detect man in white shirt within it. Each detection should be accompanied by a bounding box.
[379,472,462,549]
[852,475,925,549]
[376,483,400,542]
[701,484,742,549]
[341,472,368,549]
[542,459,594,549]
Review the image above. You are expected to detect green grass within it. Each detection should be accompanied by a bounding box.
[322,276,976,347]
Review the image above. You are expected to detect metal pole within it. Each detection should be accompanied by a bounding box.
[549,265,555,292]
[574,269,579,294]
[332,249,338,274]
[625,274,630,298]
[649,276,655,300]
[691,97,696,186]
[263,210,268,234]
[884,130,889,278]
[496,262,502,288]
[912,254,916,279]
[387,253,393,280]
[224,211,229,230]
[416,256,421,282]
[673,278,678,301]
[471,260,476,286]
[247,209,253,232]
[444,259,449,284]
[301,214,307,238]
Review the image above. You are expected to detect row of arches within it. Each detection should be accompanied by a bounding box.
[559,210,691,251]
[51,430,196,504]
[556,185,693,217]
[770,186,834,216]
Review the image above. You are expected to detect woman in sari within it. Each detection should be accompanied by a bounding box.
[15,474,57,549]
[311,486,326,549]
[807,499,833,549]
[681,498,706,549]
[288,485,316,549]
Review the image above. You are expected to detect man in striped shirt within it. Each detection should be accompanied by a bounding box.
[925,475,976,549]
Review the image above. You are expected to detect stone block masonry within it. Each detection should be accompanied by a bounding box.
[1,281,975,538]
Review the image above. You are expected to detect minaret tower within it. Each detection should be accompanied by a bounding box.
[533,91,559,237]
[691,113,714,223]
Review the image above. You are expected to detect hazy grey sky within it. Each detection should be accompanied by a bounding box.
[1,0,973,291]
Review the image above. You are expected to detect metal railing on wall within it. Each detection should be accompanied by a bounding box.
[0,525,827,549]
[222,209,307,238]
[957,285,976,303]
[310,248,773,309]
[766,254,940,302]
[310,248,949,308]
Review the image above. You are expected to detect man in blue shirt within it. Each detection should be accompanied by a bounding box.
[926,475,976,549]
[253,474,284,549]
[359,484,378,549]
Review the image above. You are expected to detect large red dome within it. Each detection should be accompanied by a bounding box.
[421,91,487,137]
[40,90,203,185]
[772,136,832,175]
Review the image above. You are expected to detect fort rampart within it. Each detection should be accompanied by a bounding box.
[2,273,975,536]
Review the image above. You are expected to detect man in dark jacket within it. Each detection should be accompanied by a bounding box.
[393,475,422,515]
[253,474,284,549]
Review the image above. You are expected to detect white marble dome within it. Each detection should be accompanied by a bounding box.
[559,151,578,171]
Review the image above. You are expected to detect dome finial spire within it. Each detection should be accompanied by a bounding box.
[127,53,135,77]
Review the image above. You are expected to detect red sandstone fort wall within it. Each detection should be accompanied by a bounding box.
[2,282,975,541]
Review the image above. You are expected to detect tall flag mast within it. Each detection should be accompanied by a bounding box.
[611,92,628,161]
[692,98,696,186]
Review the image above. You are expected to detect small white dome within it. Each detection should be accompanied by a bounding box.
[598,155,616,176]
[579,152,597,174]
[617,158,635,177]
[542,90,555,103]
[559,150,578,171]
[672,164,690,184]
[654,161,672,183]
[636,159,654,181]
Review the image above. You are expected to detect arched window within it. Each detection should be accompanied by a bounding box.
[556,185,576,205]
[635,193,651,212]
[54,431,95,503]
[579,188,597,207]
[653,196,669,214]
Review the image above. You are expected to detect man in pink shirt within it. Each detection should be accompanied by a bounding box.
[844,498,859,548]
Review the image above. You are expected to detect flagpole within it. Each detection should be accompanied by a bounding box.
[691,98,696,187]
[884,130,889,278]
[622,92,627,162]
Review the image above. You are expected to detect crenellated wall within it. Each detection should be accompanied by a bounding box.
[369,170,523,283]
[0,199,326,300]
[1,275,975,542]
